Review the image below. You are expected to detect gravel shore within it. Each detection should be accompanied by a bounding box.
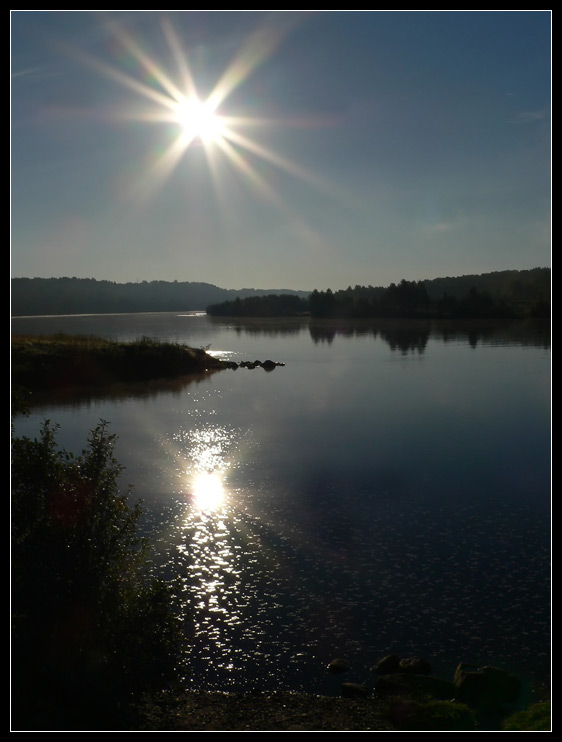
[132,691,397,732]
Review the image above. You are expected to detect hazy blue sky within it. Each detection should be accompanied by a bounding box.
[11,10,551,291]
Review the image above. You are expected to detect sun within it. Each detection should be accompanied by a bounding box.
[173,96,226,144]
[64,15,331,203]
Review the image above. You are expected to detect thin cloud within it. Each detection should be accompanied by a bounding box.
[423,219,462,235]
[509,109,546,124]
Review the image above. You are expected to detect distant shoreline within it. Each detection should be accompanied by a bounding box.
[11,269,550,318]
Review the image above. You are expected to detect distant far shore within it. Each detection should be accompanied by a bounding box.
[10,269,550,318]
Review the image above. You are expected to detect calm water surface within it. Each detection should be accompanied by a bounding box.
[12,313,551,694]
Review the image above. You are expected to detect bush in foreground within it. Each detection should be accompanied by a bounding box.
[11,420,187,730]
[388,699,477,731]
[502,702,551,731]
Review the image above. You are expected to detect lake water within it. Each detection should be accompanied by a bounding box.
[11,313,551,696]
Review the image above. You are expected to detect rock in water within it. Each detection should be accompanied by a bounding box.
[328,658,350,674]
[399,657,431,675]
[453,663,521,711]
[373,654,401,675]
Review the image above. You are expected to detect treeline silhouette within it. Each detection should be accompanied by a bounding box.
[10,277,308,317]
[207,268,550,319]
[207,293,307,318]
[11,269,549,319]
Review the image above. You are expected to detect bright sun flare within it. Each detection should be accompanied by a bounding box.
[64,15,328,203]
[174,97,226,143]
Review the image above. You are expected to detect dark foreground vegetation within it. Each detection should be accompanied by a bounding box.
[11,334,226,395]
[11,419,189,730]
[207,268,550,319]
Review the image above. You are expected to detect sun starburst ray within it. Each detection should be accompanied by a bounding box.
[213,136,280,204]
[206,23,289,111]
[129,131,194,201]
[60,40,180,113]
[103,17,186,105]
[160,16,198,101]
[222,128,328,190]
[57,14,336,219]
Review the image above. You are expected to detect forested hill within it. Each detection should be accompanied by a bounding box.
[10,278,309,317]
[207,268,550,319]
[11,269,550,318]
[421,268,550,304]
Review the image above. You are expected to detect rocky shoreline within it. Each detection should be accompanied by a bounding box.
[220,358,286,370]
[128,655,550,732]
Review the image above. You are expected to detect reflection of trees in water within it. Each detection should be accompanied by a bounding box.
[308,321,382,345]
[433,319,551,349]
[308,325,336,344]
[308,320,430,353]
[208,317,307,339]
[304,319,550,353]
[209,315,549,351]
[379,323,430,355]
[232,325,303,338]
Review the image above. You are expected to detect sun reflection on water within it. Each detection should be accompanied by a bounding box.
[191,470,227,512]
[170,423,250,685]
[173,423,239,513]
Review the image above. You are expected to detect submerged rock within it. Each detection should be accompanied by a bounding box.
[328,658,350,674]
[399,657,431,675]
[453,664,520,711]
[373,654,401,675]
[372,654,430,675]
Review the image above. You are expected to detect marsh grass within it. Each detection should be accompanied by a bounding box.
[11,333,225,395]
[502,701,551,731]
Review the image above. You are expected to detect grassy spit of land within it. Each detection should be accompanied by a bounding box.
[11,333,227,395]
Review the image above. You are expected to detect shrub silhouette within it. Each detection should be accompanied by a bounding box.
[11,420,187,730]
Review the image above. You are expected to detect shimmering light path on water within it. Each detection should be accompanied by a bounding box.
[12,314,550,693]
